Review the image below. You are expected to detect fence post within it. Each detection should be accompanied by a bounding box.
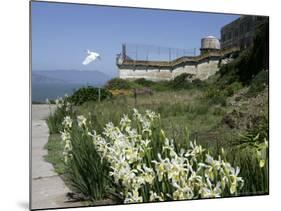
[122,44,126,59]
[136,45,138,60]
[169,48,171,62]
[134,88,137,106]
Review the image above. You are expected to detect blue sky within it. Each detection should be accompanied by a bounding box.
[31,2,240,77]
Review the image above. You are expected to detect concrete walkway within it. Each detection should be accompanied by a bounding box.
[31,104,82,210]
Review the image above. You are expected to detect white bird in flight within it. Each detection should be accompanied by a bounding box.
[82,49,101,65]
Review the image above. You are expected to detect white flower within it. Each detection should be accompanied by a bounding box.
[60,130,70,142]
[132,108,141,120]
[229,166,244,194]
[149,191,164,201]
[86,109,244,203]
[64,139,72,151]
[62,116,72,128]
[77,115,87,128]
[259,159,265,168]
[120,114,131,131]
[124,189,143,203]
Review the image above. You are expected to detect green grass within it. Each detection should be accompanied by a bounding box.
[46,103,73,134]
[77,89,228,145]
[44,134,65,175]
[77,88,268,195]
[226,148,268,195]
[65,125,112,201]
[44,131,114,203]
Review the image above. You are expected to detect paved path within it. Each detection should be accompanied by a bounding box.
[31,104,82,210]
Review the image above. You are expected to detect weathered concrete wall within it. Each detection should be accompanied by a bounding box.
[118,59,220,81]
[195,59,220,80]
[172,64,197,79]
[119,68,172,81]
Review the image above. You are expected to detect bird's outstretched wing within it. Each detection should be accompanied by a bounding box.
[82,55,93,65]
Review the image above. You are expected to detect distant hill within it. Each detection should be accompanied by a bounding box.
[32,73,69,84]
[32,70,111,86]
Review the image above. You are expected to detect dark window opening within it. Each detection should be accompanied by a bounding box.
[228,32,232,40]
[234,29,239,37]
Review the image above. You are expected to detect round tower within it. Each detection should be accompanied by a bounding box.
[200,36,220,55]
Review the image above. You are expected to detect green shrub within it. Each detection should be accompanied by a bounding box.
[106,78,137,90]
[237,19,269,84]
[202,87,227,106]
[225,82,243,96]
[203,87,214,99]
[151,81,171,91]
[228,115,269,194]
[170,73,193,90]
[218,60,240,85]
[216,95,227,107]
[46,98,73,134]
[69,86,112,106]
[134,78,155,87]
[188,104,209,115]
[218,19,269,85]
[212,107,226,116]
[247,70,269,97]
[192,79,208,90]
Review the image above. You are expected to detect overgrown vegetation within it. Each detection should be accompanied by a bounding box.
[218,18,269,87]
[44,134,65,174]
[46,97,74,134]
[63,121,111,201]
[69,86,112,106]
[45,82,268,203]
[58,109,245,203]
[105,78,141,90]
[246,70,269,97]
[105,74,208,93]
[229,116,269,194]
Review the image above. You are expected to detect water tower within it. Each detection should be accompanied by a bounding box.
[200,36,220,55]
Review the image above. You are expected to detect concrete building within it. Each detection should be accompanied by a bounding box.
[220,15,267,50]
[116,40,238,81]
[117,15,268,81]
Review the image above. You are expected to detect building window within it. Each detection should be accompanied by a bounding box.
[246,23,251,32]
[228,32,232,40]
[240,24,244,34]
[222,34,226,42]
[234,29,238,37]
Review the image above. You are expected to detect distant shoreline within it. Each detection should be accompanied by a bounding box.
[32,83,104,103]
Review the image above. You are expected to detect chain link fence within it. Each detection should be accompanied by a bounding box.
[120,43,198,62]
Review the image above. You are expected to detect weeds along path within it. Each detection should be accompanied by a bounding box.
[31,104,82,210]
